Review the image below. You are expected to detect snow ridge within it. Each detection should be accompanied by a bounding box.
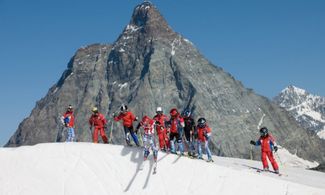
[0,143,324,195]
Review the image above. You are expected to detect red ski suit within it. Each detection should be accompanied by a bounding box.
[255,134,279,171]
[153,114,169,150]
[138,116,156,135]
[89,113,108,143]
[114,111,136,128]
[197,125,212,142]
[63,111,74,127]
[169,116,184,134]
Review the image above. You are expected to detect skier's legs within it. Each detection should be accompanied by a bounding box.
[204,139,212,160]
[169,133,176,153]
[197,140,202,158]
[176,133,184,154]
[267,151,279,171]
[261,151,269,169]
[149,135,158,161]
[190,136,196,155]
[143,135,150,160]
[158,133,165,150]
[67,127,75,142]
[123,126,131,145]
[93,127,99,143]
[164,132,170,150]
[128,126,139,146]
[99,128,108,143]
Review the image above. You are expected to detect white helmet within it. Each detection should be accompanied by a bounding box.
[156,107,163,113]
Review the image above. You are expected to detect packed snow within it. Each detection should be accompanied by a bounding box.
[0,143,324,195]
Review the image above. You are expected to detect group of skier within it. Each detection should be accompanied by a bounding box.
[60,104,214,162]
[60,104,280,173]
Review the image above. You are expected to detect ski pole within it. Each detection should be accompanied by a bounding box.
[250,145,253,160]
[109,121,114,144]
[89,126,93,142]
[274,149,284,167]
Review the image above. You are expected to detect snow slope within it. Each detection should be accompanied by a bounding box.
[0,143,325,195]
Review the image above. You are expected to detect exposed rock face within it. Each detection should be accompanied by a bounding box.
[6,2,325,162]
[274,85,325,140]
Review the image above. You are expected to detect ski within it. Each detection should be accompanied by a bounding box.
[256,169,286,177]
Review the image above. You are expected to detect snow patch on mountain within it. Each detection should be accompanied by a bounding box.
[317,128,325,139]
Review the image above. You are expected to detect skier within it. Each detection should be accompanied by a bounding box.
[114,104,140,147]
[136,116,158,163]
[250,127,279,174]
[60,105,75,142]
[89,107,108,144]
[182,109,197,157]
[153,107,170,152]
[196,117,213,162]
[165,108,184,155]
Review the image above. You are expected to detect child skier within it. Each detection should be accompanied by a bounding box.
[165,108,184,155]
[114,104,140,147]
[136,116,158,162]
[89,107,109,144]
[182,109,197,157]
[60,105,75,142]
[153,107,170,152]
[250,127,279,173]
[196,117,213,162]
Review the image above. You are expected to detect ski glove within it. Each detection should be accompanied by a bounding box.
[273,146,278,152]
[250,140,256,145]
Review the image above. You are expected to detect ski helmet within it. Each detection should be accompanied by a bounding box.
[170,108,178,118]
[143,115,151,123]
[67,105,73,111]
[121,104,128,112]
[259,127,268,137]
[156,107,163,114]
[92,107,98,113]
[197,117,206,128]
[182,109,191,118]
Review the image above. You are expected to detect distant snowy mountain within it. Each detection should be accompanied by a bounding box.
[0,143,324,195]
[274,85,325,139]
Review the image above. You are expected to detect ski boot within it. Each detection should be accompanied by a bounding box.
[207,158,214,162]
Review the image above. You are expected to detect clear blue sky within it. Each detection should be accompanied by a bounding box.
[1,0,324,146]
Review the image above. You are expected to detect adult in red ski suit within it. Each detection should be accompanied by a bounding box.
[153,107,170,151]
[89,107,108,143]
[250,127,279,173]
[165,108,185,155]
[114,105,140,146]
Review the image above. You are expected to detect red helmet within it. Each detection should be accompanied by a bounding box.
[143,115,150,121]
[170,108,178,117]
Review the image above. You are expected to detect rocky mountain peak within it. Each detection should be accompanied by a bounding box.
[126,1,174,38]
[274,86,325,139]
[281,85,307,96]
